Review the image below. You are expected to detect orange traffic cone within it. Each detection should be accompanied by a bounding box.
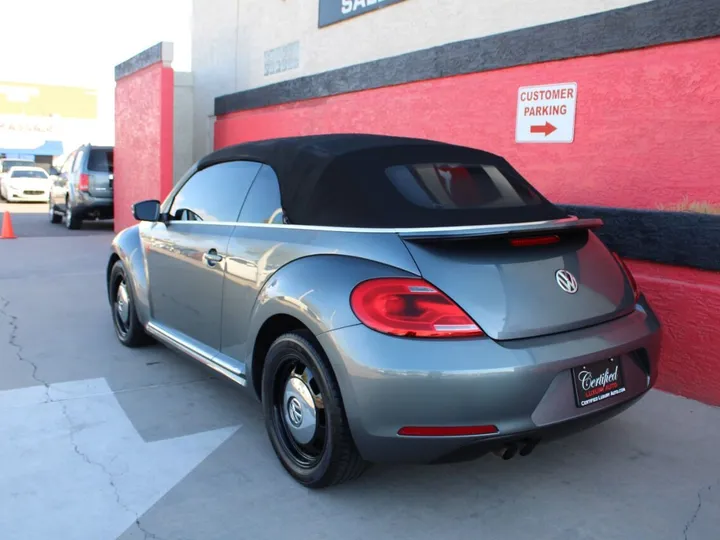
[1,211,16,239]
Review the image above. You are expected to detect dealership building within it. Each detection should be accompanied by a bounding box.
[113,0,719,404]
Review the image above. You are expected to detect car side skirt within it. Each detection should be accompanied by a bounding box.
[146,320,248,387]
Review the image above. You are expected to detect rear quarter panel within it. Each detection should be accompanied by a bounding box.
[221,226,422,373]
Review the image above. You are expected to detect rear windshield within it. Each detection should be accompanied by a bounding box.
[11,170,48,178]
[87,149,113,173]
[2,160,35,172]
[386,163,544,211]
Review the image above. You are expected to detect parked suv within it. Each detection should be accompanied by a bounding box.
[49,144,114,229]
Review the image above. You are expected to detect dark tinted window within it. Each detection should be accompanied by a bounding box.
[11,169,48,178]
[238,165,284,224]
[385,163,544,210]
[88,149,113,172]
[170,161,262,222]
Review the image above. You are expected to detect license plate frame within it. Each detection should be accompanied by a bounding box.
[572,357,626,408]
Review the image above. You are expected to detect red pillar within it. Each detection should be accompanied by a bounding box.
[114,42,174,232]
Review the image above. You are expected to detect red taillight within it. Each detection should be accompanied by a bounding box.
[509,234,560,247]
[350,278,484,338]
[398,425,498,437]
[613,253,640,302]
[78,173,90,192]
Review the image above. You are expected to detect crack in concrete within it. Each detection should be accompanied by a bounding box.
[0,295,51,402]
[62,401,167,540]
[1,295,167,540]
[683,480,717,540]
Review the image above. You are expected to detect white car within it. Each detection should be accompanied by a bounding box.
[0,166,51,203]
[0,158,35,195]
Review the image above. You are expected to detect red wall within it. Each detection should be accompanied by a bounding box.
[216,37,720,208]
[214,37,720,405]
[628,261,720,406]
[115,63,174,232]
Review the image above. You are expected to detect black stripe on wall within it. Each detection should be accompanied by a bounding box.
[560,205,720,272]
[215,0,720,115]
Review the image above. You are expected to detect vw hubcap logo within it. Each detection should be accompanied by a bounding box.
[555,269,578,294]
[287,397,303,427]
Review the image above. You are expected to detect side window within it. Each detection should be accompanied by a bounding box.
[237,165,284,224]
[61,153,75,174]
[169,161,262,222]
[72,150,84,173]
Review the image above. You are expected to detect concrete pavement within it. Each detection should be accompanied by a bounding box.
[0,203,718,540]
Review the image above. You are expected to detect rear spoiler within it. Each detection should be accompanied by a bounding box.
[396,216,603,241]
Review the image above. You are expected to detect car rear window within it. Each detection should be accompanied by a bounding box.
[87,149,113,173]
[2,160,35,172]
[385,163,545,211]
[11,170,48,178]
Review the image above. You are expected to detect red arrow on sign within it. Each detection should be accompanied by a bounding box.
[530,122,557,136]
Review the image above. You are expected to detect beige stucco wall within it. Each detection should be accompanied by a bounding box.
[173,71,194,184]
[190,0,650,159]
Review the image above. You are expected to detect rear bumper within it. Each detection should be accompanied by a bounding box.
[74,196,113,219]
[430,394,642,464]
[317,296,661,464]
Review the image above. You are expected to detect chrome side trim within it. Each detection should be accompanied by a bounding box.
[159,216,598,237]
[146,321,247,386]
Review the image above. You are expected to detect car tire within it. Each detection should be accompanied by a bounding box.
[49,199,61,224]
[64,199,82,230]
[109,260,153,348]
[262,330,368,488]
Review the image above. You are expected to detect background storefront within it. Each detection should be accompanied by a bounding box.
[0,80,103,170]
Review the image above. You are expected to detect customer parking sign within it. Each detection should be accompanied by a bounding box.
[516,82,578,143]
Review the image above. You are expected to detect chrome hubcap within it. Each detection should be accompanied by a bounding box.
[282,374,317,445]
[116,282,130,326]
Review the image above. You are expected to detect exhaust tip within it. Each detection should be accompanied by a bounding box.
[519,439,539,457]
[493,444,518,460]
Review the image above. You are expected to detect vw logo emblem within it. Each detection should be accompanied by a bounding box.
[287,397,303,427]
[555,269,578,294]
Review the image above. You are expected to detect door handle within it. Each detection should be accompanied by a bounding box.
[203,249,223,266]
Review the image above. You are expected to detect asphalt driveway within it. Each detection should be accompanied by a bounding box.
[0,203,718,540]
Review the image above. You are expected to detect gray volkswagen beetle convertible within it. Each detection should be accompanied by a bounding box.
[107,134,661,488]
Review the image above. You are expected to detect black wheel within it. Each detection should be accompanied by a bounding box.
[49,199,61,224]
[64,198,82,229]
[262,331,368,488]
[109,261,153,347]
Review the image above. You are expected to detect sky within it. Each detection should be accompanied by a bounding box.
[0,0,192,89]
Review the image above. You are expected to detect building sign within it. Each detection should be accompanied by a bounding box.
[0,82,97,120]
[319,0,407,28]
[264,41,300,76]
[0,114,58,134]
[516,82,577,143]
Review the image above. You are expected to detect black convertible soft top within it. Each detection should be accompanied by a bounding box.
[198,134,567,228]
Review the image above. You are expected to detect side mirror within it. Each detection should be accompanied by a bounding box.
[133,199,161,222]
